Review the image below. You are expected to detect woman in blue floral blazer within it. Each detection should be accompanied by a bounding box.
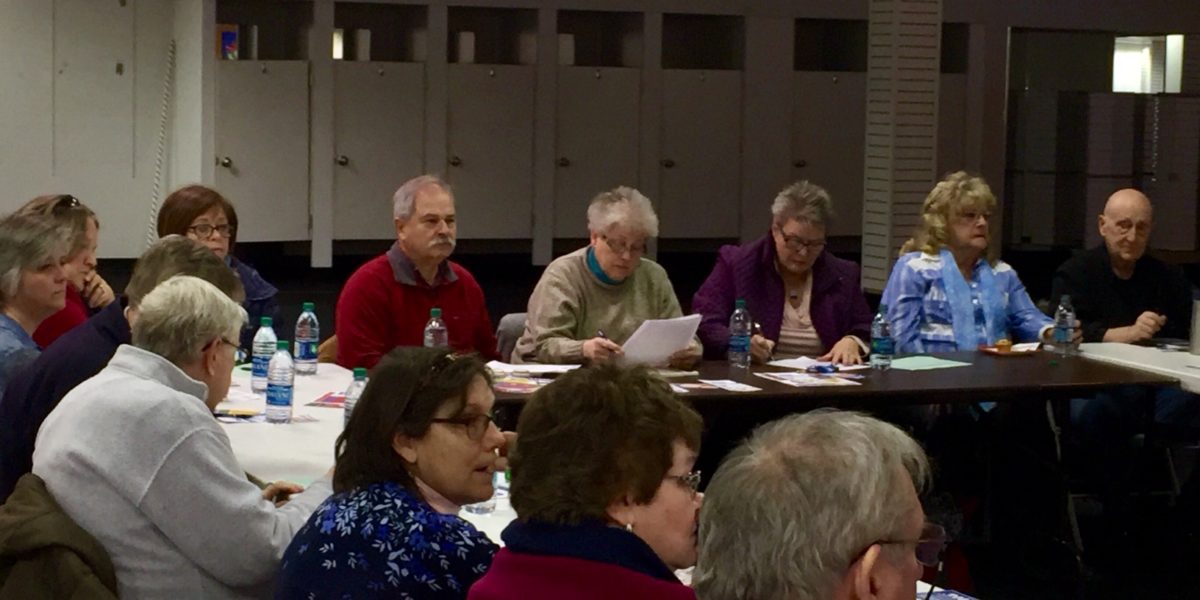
[275,348,511,599]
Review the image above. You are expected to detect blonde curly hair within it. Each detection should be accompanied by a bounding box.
[900,171,998,264]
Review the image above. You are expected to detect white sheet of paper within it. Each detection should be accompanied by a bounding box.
[698,379,762,392]
[767,356,870,371]
[486,361,581,375]
[215,384,265,416]
[620,314,701,366]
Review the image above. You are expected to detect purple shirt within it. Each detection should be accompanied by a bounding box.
[692,234,875,360]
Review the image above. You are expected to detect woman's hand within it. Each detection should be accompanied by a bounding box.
[82,271,115,309]
[262,480,305,507]
[667,345,701,370]
[749,334,775,364]
[819,336,865,365]
[582,337,624,363]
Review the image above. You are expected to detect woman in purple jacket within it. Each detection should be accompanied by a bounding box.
[693,181,874,364]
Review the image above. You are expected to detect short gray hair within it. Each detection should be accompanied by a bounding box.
[694,410,930,600]
[586,186,659,237]
[392,174,452,220]
[132,275,247,367]
[771,180,833,227]
[0,213,70,309]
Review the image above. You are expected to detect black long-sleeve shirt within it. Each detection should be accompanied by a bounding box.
[1051,245,1195,343]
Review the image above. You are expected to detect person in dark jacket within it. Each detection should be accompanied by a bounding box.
[155,184,279,349]
[0,473,118,600]
[693,181,874,365]
[0,236,244,504]
[469,364,703,600]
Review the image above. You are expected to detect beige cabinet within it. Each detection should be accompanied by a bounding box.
[791,72,866,237]
[659,70,743,238]
[446,64,535,239]
[553,67,641,238]
[332,62,426,239]
[215,61,310,242]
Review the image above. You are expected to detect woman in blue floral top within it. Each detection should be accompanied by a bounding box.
[276,348,511,599]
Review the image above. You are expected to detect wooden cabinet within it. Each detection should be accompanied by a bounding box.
[553,67,641,237]
[332,62,425,240]
[791,72,865,237]
[214,61,310,242]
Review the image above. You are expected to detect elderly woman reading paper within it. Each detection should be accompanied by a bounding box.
[513,187,701,368]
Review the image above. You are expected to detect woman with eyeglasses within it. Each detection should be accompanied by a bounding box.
[513,186,701,368]
[693,180,875,365]
[880,171,1072,353]
[469,364,703,600]
[0,213,69,395]
[276,347,511,599]
[17,194,116,348]
[157,184,279,349]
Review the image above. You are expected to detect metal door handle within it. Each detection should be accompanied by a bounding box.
[557,157,571,167]
[449,155,463,167]
[219,156,233,168]
[661,158,675,169]
[336,155,350,166]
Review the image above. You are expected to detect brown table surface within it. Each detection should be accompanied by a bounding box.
[494,351,1180,413]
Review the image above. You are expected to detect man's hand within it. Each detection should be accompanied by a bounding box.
[819,336,865,365]
[1104,311,1165,344]
[82,271,115,309]
[582,337,624,363]
[749,334,775,364]
[667,345,701,370]
[262,480,305,507]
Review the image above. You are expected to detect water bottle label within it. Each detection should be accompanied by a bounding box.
[729,335,750,354]
[252,355,269,378]
[294,341,318,361]
[871,337,895,355]
[266,384,293,407]
[1054,326,1071,344]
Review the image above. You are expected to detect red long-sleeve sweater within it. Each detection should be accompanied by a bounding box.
[335,245,499,369]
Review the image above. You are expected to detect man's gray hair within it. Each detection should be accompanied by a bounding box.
[0,213,69,309]
[132,275,247,367]
[771,180,833,227]
[392,174,452,220]
[586,186,659,237]
[694,410,930,600]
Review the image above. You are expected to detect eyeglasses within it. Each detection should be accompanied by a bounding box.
[1108,218,1151,237]
[665,470,702,496]
[431,412,497,441]
[873,522,947,568]
[957,210,990,224]
[600,234,646,258]
[187,223,236,239]
[776,229,826,253]
[52,194,82,213]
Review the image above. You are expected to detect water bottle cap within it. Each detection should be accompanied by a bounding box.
[302,302,315,311]
[735,299,746,309]
[431,307,442,318]
[276,340,289,350]
[353,367,368,378]
[260,316,273,326]
[1060,295,1071,304]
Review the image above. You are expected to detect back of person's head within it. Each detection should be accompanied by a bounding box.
[17,194,98,258]
[0,213,69,309]
[125,235,245,307]
[694,410,930,600]
[131,275,246,366]
[333,347,491,494]
[510,363,702,524]
[157,184,240,245]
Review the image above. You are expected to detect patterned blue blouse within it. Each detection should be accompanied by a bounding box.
[881,251,1052,353]
[275,481,497,600]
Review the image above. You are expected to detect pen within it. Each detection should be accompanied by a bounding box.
[596,329,608,340]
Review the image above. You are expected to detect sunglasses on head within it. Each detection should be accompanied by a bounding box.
[52,195,82,213]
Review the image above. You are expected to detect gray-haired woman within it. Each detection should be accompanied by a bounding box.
[32,275,332,598]
[513,186,701,367]
[0,213,69,395]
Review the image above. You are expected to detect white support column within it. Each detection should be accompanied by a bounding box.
[861,0,943,292]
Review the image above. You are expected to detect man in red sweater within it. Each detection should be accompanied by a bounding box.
[336,175,499,369]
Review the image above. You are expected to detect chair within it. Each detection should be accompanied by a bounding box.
[495,313,527,362]
[317,335,338,363]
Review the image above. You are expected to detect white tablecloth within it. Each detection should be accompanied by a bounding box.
[1080,342,1199,393]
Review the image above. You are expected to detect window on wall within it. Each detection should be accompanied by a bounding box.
[1112,34,1184,93]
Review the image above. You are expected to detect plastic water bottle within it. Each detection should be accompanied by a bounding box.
[1053,295,1076,356]
[294,302,319,376]
[343,367,368,429]
[251,317,276,393]
[870,305,894,370]
[463,471,503,515]
[265,340,294,424]
[424,307,449,349]
[728,299,752,368]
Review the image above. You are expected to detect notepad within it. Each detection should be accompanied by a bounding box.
[889,356,971,371]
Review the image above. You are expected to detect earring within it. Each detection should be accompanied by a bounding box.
[624,522,634,532]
